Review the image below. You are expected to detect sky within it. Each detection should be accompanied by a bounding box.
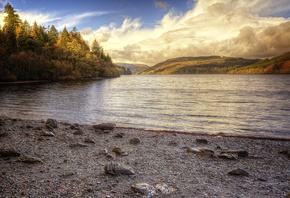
[1,0,290,65]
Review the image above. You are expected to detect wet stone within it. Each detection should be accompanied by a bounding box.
[218,153,237,160]
[131,183,156,198]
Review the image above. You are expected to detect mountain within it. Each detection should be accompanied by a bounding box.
[115,63,149,74]
[138,53,290,75]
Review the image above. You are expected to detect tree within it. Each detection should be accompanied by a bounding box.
[48,25,58,45]
[58,26,70,46]
[3,3,21,54]
[91,39,102,57]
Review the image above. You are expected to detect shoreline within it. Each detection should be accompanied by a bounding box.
[1,116,289,197]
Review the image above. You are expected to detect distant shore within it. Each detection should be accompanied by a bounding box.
[1,116,289,197]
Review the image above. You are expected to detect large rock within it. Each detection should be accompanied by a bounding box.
[0,148,20,157]
[187,147,214,157]
[112,147,128,156]
[104,162,135,175]
[93,123,116,130]
[45,119,58,128]
[218,153,237,160]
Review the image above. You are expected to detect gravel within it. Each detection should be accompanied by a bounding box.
[0,116,289,197]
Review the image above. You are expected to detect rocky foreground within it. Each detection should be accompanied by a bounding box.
[0,116,289,198]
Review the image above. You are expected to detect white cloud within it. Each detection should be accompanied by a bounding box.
[56,11,109,30]
[83,0,290,65]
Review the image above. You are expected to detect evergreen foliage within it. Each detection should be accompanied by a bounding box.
[0,3,119,82]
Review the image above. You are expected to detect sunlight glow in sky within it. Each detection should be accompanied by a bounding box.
[1,0,290,65]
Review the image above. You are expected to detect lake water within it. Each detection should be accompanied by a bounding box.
[0,74,290,138]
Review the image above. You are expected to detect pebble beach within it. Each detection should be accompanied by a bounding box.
[0,116,289,197]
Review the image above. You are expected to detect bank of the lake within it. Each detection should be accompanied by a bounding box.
[0,116,289,197]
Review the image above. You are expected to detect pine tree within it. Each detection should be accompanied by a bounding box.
[91,39,102,57]
[59,26,70,45]
[3,3,21,54]
[48,25,58,45]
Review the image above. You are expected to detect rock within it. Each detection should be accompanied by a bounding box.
[17,155,43,163]
[131,183,156,197]
[112,147,128,156]
[114,133,125,138]
[100,148,108,155]
[220,150,249,157]
[186,147,202,153]
[106,152,116,160]
[45,119,58,128]
[168,141,178,146]
[26,125,33,129]
[0,131,8,138]
[73,129,84,135]
[61,172,74,177]
[228,168,249,177]
[69,143,88,148]
[130,137,141,145]
[0,148,20,157]
[40,130,55,137]
[84,137,95,143]
[278,149,289,155]
[93,123,116,130]
[155,183,177,194]
[218,153,237,160]
[196,139,208,144]
[196,148,214,158]
[104,162,136,175]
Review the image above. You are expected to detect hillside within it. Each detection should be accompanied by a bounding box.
[138,53,290,75]
[116,63,149,74]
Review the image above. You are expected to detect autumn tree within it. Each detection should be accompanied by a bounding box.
[3,3,21,53]
[48,25,58,45]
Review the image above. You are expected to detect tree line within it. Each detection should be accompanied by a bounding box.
[0,3,119,82]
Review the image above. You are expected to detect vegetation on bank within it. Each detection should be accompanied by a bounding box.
[0,3,119,82]
[138,53,290,75]
[116,63,149,74]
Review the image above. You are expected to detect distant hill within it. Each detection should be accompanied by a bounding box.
[138,53,290,75]
[116,63,149,74]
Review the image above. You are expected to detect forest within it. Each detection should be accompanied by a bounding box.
[0,3,120,82]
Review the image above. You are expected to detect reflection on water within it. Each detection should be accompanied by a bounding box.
[1,74,290,138]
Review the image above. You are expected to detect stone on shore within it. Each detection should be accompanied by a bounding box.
[0,131,8,138]
[73,129,84,135]
[130,137,141,145]
[0,148,21,157]
[220,150,249,157]
[17,155,43,163]
[45,119,58,129]
[84,137,95,143]
[93,123,116,130]
[196,139,208,144]
[112,147,128,156]
[131,183,156,197]
[218,153,237,160]
[40,130,55,137]
[104,162,136,175]
[69,143,88,148]
[228,168,249,177]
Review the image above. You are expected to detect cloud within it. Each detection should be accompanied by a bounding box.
[83,0,290,65]
[155,1,168,10]
[56,11,109,30]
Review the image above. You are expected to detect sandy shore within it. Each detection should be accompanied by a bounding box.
[0,116,289,197]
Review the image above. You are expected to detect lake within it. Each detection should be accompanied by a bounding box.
[0,74,290,138]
